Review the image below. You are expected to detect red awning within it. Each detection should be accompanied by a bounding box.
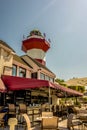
[0,78,7,92]
[1,75,83,97]
[1,75,55,91]
[50,82,83,97]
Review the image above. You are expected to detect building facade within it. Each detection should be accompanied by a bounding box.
[0,30,57,106]
[0,30,82,106]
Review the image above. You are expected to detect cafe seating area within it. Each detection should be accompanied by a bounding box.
[1,103,87,130]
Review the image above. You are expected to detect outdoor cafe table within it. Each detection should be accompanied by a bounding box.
[36,115,55,123]
[36,116,54,121]
[36,116,58,129]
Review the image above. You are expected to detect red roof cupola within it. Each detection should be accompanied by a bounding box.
[22,30,50,65]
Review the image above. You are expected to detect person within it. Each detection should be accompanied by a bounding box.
[68,108,74,115]
[67,108,74,130]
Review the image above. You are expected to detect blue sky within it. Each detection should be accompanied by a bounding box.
[0,0,87,80]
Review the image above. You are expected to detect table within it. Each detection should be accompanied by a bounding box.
[36,116,58,129]
[36,116,53,121]
[36,116,54,126]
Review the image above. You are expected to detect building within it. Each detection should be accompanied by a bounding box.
[0,30,57,106]
[0,30,82,106]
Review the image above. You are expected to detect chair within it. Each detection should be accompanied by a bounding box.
[0,112,6,130]
[79,115,87,130]
[19,103,27,114]
[72,107,80,115]
[41,103,50,112]
[67,113,83,130]
[84,123,87,130]
[8,104,16,116]
[22,113,32,130]
[0,106,4,112]
[41,116,58,130]
[17,104,27,127]
[20,114,40,130]
[8,117,17,130]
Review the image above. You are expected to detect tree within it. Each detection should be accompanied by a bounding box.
[55,78,66,86]
[55,78,85,93]
[68,85,85,93]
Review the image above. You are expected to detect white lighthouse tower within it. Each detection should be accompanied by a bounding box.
[22,30,50,65]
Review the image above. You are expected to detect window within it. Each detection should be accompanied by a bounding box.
[40,73,45,80]
[31,72,37,79]
[50,77,54,83]
[12,65,17,76]
[19,67,26,77]
[45,75,50,81]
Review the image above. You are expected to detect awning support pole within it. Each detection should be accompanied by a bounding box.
[65,92,68,116]
[49,86,51,111]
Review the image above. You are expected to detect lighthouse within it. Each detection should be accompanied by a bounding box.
[22,30,50,65]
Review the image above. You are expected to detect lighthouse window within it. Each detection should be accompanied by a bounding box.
[30,30,42,36]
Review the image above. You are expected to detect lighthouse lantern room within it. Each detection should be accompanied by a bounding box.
[22,30,50,65]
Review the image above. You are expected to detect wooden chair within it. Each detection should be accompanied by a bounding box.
[41,116,58,130]
[8,117,17,130]
[67,113,83,130]
[18,104,27,128]
[0,112,6,130]
[0,106,4,112]
[21,114,40,130]
[79,115,87,130]
[83,123,87,130]
[41,103,50,112]
[8,104,16,116]
[19,103,27,114]
[22,113,32,130]
[72,107,80,115]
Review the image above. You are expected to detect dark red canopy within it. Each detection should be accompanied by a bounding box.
[50,82,83,97]
[1,75,83,97]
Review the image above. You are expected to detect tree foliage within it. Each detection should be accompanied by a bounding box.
[55,78,85,93]
[55,78,66,86]
[68,85,85,93]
